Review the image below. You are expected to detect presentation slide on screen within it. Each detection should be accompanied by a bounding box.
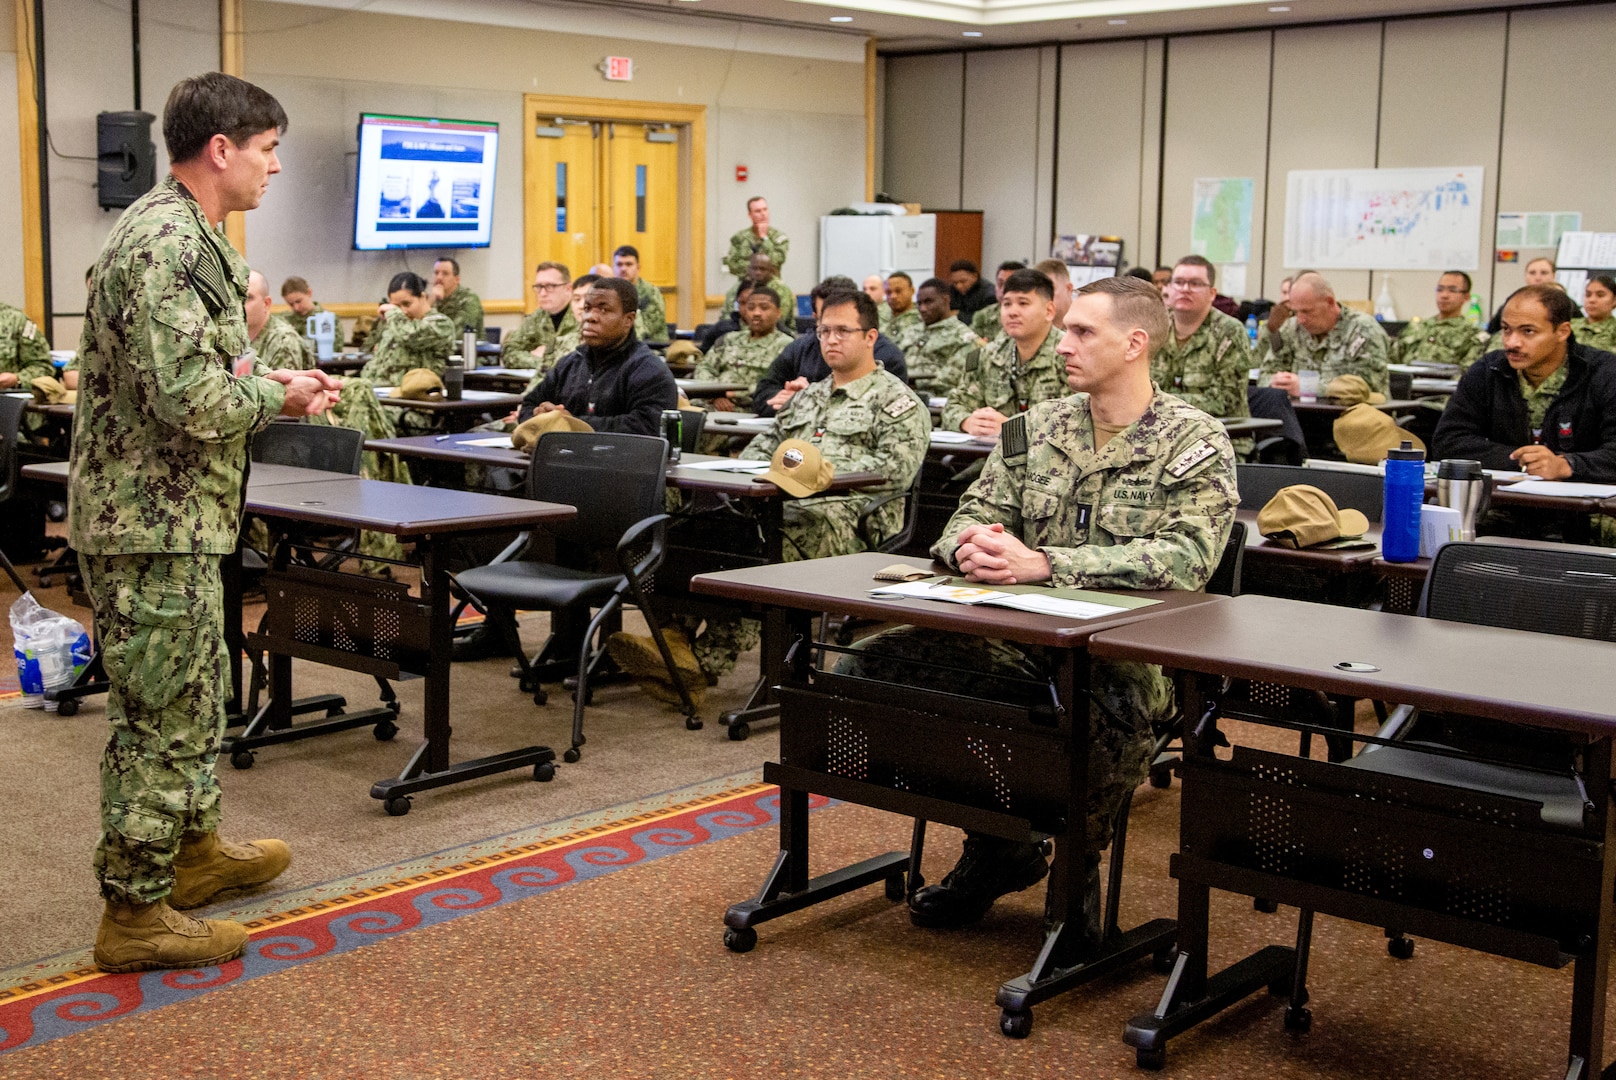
[354,115,499,250]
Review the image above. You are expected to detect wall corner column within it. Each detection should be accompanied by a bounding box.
[14,0,44,330]
[219,0,246,255]
[864,37,876,201]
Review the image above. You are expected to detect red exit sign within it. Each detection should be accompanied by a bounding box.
[603,56,633,82]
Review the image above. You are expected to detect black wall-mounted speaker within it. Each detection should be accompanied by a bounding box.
[97,110,156,209]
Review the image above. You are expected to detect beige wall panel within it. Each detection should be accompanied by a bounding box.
[882,53,963,211]
[0,51,24,308]
[1055,40,1152,273]
[1159,31,1270,288]
[1375,12,1506,321]
[1264,22,1383,303]
[962,48,1051,268]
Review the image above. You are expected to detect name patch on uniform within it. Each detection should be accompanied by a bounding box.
[1346,333,1366,358]
[21,320,36,341]
[1113,475,1160,504]
[1214,338,1231,363]
[1166,438,1218,478]
[883,394,919,419]
[1000,413,1028,460]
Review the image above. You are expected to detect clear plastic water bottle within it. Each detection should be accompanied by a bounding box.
[1245,313,1258,344]
[1382,440,1425,563]
[1466,293,1485,327]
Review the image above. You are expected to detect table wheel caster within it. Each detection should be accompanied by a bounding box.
[884,873,906,902]
[1388,935,1415,959]
[55,698,78,717]
[230,749,255,770]
[999,1009,1032,1039]
[723,926,756,953]
[532,688,548,707]
[533,761,556,782]
[384,795,412,817]
[1150,946,1178,974]
[563,747,581,764]
[727,721,750,741]
[373,719,398,741]
[1136,1047,1166,1071]
[685,715,703,731]
[1254,897,1279,913]
[1148,765,1172,789]
[1284,1005,1312,1032]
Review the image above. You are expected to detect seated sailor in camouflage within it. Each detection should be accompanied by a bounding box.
[942,268,1066,438]
[722,252,796,335]
[724,195,789,278]
[1156,255,1252,452]
[971,262,1027,343]
[608,288,931,701]
[69,73,343,973]
[0,298,52,390]
[1261,272,1390,398]
[361,270,455,386]
[882,272,923,355]
[275,274,331,338]
[245,270,314,369]
[844,275,1237,943]
[503,261,578,373]
[1571,275,1616,355]
[906,277,983,397]
[695,284,793,412]
[1392,271,1489,370]
[614,245,669,343]
[430,256,483,341]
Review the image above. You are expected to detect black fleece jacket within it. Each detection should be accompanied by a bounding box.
[519,332,677,436]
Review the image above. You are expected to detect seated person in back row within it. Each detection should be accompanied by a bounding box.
[518,277,677,436]
[1261,271,1390,399]
[503,261,578,375]
[1392,270,1489,370]
[276,275,331,337]
[751,276,909,417]
[904,277,984,398]
[1433,283,1616,483]
[361,271,456,386]
[941,268,1066,439]
[613,245,669,344]
[694,283,793,412]
[245,270,314,370]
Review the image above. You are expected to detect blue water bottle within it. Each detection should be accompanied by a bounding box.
[1245,313,1259,344]
[1382,440,1424,563]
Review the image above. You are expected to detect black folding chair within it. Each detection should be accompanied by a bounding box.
[252,420,363,474]
[1235,462,1383,521]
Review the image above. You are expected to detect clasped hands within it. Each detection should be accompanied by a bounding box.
[954,522,1050,585]
[266,368,343,417]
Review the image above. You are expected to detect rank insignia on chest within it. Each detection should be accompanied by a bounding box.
[883,395,919,419]
[1000,413,1028,460]
[1560,420,1574,440]
[1166,438,1218,477]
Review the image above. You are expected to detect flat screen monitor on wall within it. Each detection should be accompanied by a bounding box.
[353,113,498,250]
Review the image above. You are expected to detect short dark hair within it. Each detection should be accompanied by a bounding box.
[1174,255,1216,287]
[280,275,311,297]
[818,288,878,332]
[743,284,779,308]
[948,259,979,276]
[1591,274,1616,296]
[387,271,427,298]
[1078,275,1171,360]
[612,245,640,262]
[996,261,1026,274]
[535,260,570,280]
[573,273,601,290]
[917,277,949,295]
[1505,284,1574,326]
[1440,269,1472,292]
[887,271,913,286]
[746,195,766,210]
[1124,267,1156,283]
[162,72,287,164]
[810,276,859,306]
[590,276,640,314]
[1001,268,1054,302]
[435,256,460,275]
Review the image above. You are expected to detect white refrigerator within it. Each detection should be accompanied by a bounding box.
[818,213,937,284]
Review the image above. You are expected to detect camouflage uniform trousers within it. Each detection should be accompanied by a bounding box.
[682,497,865,678]
[837,627,1171,856]
[80,552,229,902]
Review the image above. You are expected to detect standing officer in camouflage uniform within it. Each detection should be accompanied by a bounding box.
[906,277,984,397]
[609,288,930,698]
[0,298,52,389]
[613,245,669,343]
[883,272,923,354]
[724,195,789,278]
[694,286,793,412]
[1262,272,1390,397]
[503,261,577,374]
[844,275,1237,944]
[430,256,483,340]
[71,73,342,973]
[1156,255,1252,451]
[942,268,1065,437]
[1393,271,1488,370]
[246,270,313,370]
[361,271,456,386]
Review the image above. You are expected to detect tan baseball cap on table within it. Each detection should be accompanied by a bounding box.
[1257,484,1372,549]
[29,376,74,405]
[664,340,701,364]
[1324,374,1386,406]
[757,438,833,497]
[391,368,444,400]
[1333,404,1424,466]
[510,410,593,450]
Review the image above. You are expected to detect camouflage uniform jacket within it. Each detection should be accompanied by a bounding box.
[723,225,790,278]
[934,388,1238,591]
[274,301,329,336]
[1261,304,1390,396]
[633,277,669,343]
[434,286,484,340]
[1572,316,1616,355]
[1153,308,1252,420]
[694,328,793,408]
[252,316,315,371]
[885,306,923,355]
[502,306,579,373]
[1393,315,1487,370]
[970,302,1001,342]
[741,366,930,543]
[69,176,287,556]
[361,309,455,386]
[722,276,796,334]
[0,301,52,386]
[941,325,1064,432]
[906,316,981,398]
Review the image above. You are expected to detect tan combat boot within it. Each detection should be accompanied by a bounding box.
[170,833,292,910]
[94,899,249,973]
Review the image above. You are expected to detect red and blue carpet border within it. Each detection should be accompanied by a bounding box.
[0,781,820,1055]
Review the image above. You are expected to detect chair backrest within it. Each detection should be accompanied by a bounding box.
[251,421,364,475]
[0,395,26,506]
[1420,539,1616,641]
[1206,518,1245,597]
[1245,386,1308,460]
[676,409,705,454]
[1236,462,1384,522]
[526,431,668,552]
[1387,368,1413,400]
[485,327,502,344]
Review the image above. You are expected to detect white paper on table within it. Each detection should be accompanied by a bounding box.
[869,581,1132,619]
[1497,480,1616,498]
[675,459,770,473]
[457,436,514,448]
[930,430,988,444]
[985,593,1132,619]
[928,396,948,409]
[870,581,1009,604]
